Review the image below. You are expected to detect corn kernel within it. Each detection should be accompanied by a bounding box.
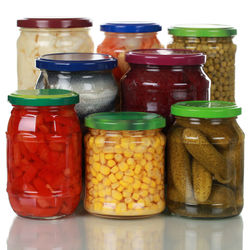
[93,162,101,171]
[105,187,112,196]
[134,164,142,175]
[105,153,114,160]
[114,153,123,162]
[138,199,145,207]
[103,178,111,186]
[97,173,104,181]
[111,166,119,174]
[112,190,123,201]
[119,162,128,172]
[142,176,151,184]
[129,143,136,151]
[100,166,111,176]
[150,180,156,188]
[117,185,124,192]
[92,178,98,185]
[95,136,105,147]
[140,159,147,166]
[123,190,132,198]
[114,145,123,154]
[93,202,102,210]
[116,203,127,213]
[127,158,135,166]
[112,183,119,189]
[99,190,106,197]
[108,174,117,183]
[125,169,134,176]
[100,153,106,164]
[107,160,116,167]
[134,153,143,160]
[141,183,148,190]
[145,153,153,161]
[123,176,134,184]
[140,190,148,197]
[145,162,153,172]
[115,171,123,180]
[89,137,94,147]
[132,193,139,201]
[148,147,155,154]
[120,180,129,188]
[93,154,100,162]
[121,138,129,149]
[128,202,134,209]
[133,180,141,190]
[124,150,133,158]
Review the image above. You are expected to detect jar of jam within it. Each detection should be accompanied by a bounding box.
[167,101,244,218]
[84,112,166,218]
[97,22,162,82]
[7,89,82,219]
[17,18,94,90]
[121,49,210,125]
[167,24,237,102]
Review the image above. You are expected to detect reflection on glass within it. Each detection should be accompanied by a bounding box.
[81,214,165,250]
[7,215,82,250]
[164,216,243,250]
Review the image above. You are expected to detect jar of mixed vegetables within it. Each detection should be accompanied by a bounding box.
[17,18,94,90]
[167,101,244,218]
[167,25,237,102]
[84,112,166,218]
[7,89,82,219]
[97,22,162,81]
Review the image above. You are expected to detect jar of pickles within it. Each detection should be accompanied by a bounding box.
[97,22,162,81]
[167,25,237,102]
[36,53,118,122]
[7,89,82,219]
[84,112,166,218]
[121,49,210,124]
[17,18,94,90]
[167,101,244,218]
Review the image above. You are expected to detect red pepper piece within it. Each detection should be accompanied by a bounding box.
[50,173,65,190]
[48,141,65,152]
[23,167,37,183]
[60,196,79,215]
[48,151,61,166]
[19,142,32,161]
[38,168,54,184]
[13,142,21,167]
[33,178,51,196]
[38,144,50,162]
[32,206,60,217]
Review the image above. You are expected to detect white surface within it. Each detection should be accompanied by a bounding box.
[0,0,249,249]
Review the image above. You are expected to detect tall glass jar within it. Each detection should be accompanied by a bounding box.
[84,112,166,218]
[17,18,94,90]
[35,53,118,123]
[167,101,244,218]
[97,22,162,82]
[7,89,82,219]
[121,49,210,125]
[167,25,237,102]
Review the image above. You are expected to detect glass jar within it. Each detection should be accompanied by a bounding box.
[121,49,210,125]
[84,112,166,218]
[7,89,82,219]
[17,18,94,90]
[167,25,237,102]
[97,22,162,82]
[167,101,244,218]
[35,53,118,122]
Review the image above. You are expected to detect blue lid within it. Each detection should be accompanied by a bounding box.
[36,53,117,72]
[100,22,162,33]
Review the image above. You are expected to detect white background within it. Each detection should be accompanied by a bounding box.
[0,0,249,249]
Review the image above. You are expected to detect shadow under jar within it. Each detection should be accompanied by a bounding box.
[167,101,244,218]
[7,89,82,219]
[121,49,210,125]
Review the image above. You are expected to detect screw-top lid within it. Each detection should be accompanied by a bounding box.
[36,53,117,72]
[168,24,237,37]
[126,49,206,66]
[100,22,162,33]
[85,112,166,130]
[171,101,242,118]
[8,89,79,106]
[17,18,92,28]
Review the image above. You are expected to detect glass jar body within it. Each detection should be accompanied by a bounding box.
[36,69,118,122]
[84,128,166,218]
[168,36,236,102]
[97,32,162,81]
[6,105,82,219]
[121,64,210,124]
[166,116,244,218]
[17,27,94,90]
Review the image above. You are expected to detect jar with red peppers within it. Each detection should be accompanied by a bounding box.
[7,89,82,219]
[121,49,210,124]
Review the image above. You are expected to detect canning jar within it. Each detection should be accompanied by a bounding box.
[167,25,237,102]
[97,22,162,81]
[7,89,82,219]
[17,18,94,90]
[84,112,166,218]
[121,49,210,125]
[167,101,244,218]
[36,53,118,122]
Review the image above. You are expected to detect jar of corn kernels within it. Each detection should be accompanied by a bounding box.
[84,112,166,218]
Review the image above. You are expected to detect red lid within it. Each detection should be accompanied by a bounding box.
[17,18,92,28]
[125,49,206,66]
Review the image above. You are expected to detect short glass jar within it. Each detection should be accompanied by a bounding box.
[36,53,118,122]
[167,101,244,218]
[7,89,82,219]
[121,49,210,125]
[97,22,162,81]
[84,112,166,218]
[167,25,237,102]
[17,18,94,90]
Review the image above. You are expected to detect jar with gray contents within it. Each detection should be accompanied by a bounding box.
[36,53,118,122]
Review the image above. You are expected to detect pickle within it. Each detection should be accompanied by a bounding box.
[168,127,193,199]
[183,128,232,184]
[192,159,212,203]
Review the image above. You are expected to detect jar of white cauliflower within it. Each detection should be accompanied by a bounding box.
[17,18,94,90]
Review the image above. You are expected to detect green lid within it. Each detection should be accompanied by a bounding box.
[168,24,237,37]
[171,101,241,118]
[85,112,166,131]
[8,89,79,106]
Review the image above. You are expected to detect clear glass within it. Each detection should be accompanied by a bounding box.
[6,105,82,219]
[84,128,166,218]
[97,32,162,81]
[166,116,244,218]
[17,27,94,90]
[36,69,118,122]
[168,36,236,102]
